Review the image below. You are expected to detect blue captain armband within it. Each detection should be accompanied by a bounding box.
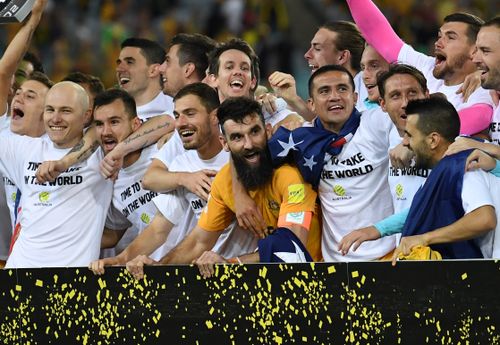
[490,159,500,177]
[374,208,410,237]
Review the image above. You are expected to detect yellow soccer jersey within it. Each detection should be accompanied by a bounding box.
[198,163,322,261]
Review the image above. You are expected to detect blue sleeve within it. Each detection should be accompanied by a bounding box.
[490,160,500,177]
[374,208,410,237]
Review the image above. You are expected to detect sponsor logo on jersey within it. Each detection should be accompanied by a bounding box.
[288,184,305,204]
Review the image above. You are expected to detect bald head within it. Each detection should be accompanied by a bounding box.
[43,81,91,148]
[48,81,90,113]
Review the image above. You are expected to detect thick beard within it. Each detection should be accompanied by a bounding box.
[414,153,433,170]
[482,69,500,90]
[232,146,274,190]
[433,53,469,80]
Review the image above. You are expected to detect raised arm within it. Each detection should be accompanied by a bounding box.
[0,0,47,115]
[346,0,403,63]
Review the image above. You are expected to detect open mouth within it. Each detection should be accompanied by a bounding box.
[12,107,24,120]
[179,129,195,139]
[119,77,130,86]
[435,52,447,66]
[243,151,260,163]
[309,63,319,72]
[102,138,117,151]
[229,80,244,90]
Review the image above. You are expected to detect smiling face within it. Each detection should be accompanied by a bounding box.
[474,25,500,90]
[43,83,89,149]
[304,28,341,74]
[402,115,434,169]
[94,99,140,154]
[310,70,357,133]
[174,93,216,151]
[159,44,187,97]
[214,49,256,101]
[433,21,476,83]
[221,113,273,190]
[116,47,152,98]
[360,45,389,101]
[380,74,429,136]
[10,79,49,137]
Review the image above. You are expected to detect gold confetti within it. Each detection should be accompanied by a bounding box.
[461,273,468,280]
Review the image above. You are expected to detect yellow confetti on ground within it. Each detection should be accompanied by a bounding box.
[15,285,22,292]
[259,266,268,278]
[98,278,106,289]
[205,320,213,329]
[35,279,43,287]
[351,271,359,278]
[327,265,336,274]
[415,312,420,318]
[461,273,468,280]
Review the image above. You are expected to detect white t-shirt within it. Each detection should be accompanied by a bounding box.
[104,145,161,258]
[153,131,186,168]
[461,169,500,259]
[398,44,494,113]
[388,124,429,213]
[319,108,397,261]
[489,104,500,145]
[136,92,174,122]
[153,149,258,259]
[0,136,113,268]
[0,115,12,259]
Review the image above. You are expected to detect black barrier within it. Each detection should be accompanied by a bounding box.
[1,261,499,344]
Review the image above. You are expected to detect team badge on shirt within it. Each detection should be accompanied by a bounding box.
[395,183,404,198]
[333,184,345,197]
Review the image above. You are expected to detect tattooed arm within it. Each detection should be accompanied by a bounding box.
[100,115,174,179]
[36,115,174,182]
[36,126,100,183]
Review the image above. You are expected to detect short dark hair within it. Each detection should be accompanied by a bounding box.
[377,63,428,99]
[171,33,218,80]
[321,21,365,73]
[482,16,500,29]
[173,82,220,114]
[406,97,460,143]
[26,71,53,89]
[217,97,264,135]
[308,64,355,97]
[63,72,105,97]
[93,88,137,119]
[443,13,485,44]
[23,51,44,73]
[121,37,165,65]
[208,38,260,88]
